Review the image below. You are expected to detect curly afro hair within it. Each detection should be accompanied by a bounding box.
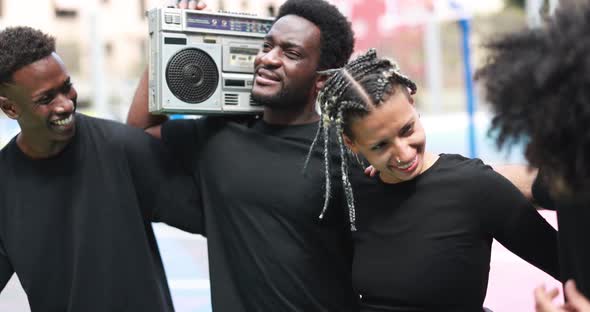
[476,1,590,196]
[0,26,56,85]
[277,0,355,70]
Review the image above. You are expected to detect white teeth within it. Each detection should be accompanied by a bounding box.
[398,163,411,170]
[53,115,73,126]
[396,156,417,170]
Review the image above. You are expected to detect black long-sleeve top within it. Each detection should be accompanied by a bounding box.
[351,154,559,312]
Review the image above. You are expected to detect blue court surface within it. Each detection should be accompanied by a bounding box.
[1,112,555,312]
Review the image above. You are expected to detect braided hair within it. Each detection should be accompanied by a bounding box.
[304,49,417,231]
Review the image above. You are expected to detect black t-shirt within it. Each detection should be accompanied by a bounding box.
[0,114,204,312]
[351,154,559,312]
[162,116,357,312]
[532,173,590,298]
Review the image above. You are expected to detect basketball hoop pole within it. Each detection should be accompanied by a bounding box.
[459,18,477,159]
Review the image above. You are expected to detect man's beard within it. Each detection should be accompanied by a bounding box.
[251,80,315,111]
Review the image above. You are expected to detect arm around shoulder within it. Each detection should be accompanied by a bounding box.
[124,128,205,235]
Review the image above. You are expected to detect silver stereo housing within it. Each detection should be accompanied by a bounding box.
[148,8,274,114]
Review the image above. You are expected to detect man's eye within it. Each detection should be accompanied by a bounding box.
[285,52,300,59]
[62,82,73,93]
[35,97,53,106]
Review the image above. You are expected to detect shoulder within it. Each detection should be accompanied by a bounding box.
[0,144,8,176]
[0,139,13,158]
[76,113,154,146]
[162,114,259,138]
[76,113,132,135]
[435,153,509,187]
[0,137,18,163]
[200,114,260,130]
[169,114,258,126]
[435,155,531,219]
[436,154,492,175]
[0,139,19,192]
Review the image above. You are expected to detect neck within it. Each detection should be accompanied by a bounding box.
[262,102,320,125]
[421,152,439,174]
[16,133,70,159]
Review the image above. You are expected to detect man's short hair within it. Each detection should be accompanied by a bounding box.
[0,26,56,84]
[277,0,355,70]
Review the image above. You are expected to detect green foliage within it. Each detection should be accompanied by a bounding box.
[508,0,526,9]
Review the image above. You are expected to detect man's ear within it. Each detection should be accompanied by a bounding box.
[343,134,358,154]
[0,95,19,120]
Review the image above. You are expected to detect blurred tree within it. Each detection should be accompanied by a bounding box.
[507,0,526,8]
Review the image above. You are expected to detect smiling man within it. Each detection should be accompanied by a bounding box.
[127,0,359,310]
[2,53,76,158]
[0,27,203,312]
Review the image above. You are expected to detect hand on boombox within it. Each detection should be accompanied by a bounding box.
[168,0,207,10]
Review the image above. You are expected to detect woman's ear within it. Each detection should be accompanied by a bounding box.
[404,87,415,106]
[343,134,358,154]
[315,74,328,94]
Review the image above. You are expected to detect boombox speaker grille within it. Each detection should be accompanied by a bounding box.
[166,48,219,104]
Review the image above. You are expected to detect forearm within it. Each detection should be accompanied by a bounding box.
[127,68,168,130]
[483,169,559,280]
[500,205,560,280]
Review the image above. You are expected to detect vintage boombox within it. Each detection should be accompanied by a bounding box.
[147,8,274,114]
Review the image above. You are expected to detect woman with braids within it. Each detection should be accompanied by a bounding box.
[477,2,590,311]
[308,49,560,311]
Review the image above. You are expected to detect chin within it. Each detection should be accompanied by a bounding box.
[54,128,76,142]
[251,91,280,107]
[55,134,75,143]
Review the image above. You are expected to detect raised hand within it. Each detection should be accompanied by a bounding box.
[535,280,590,312]
[176,0,207,10]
